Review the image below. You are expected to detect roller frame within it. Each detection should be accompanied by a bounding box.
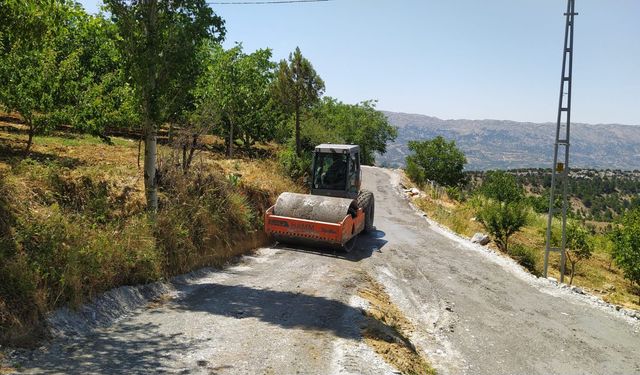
[264,205,365,247]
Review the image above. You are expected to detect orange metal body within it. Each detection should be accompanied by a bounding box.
[264,206,365,246]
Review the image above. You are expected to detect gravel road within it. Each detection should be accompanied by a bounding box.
[12,167,640,375]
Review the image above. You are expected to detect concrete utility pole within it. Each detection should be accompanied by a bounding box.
[544,0,578,282]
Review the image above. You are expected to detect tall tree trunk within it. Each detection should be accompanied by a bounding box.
[24,122,35,156]
[144,119,158,212]
[295,105,301,156]
[185,133,197,170]
[143,0,158,212]
[227,119,234,158]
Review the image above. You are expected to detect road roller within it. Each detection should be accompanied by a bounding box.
[264,144,375,251]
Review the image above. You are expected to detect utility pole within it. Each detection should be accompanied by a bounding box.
[544,0,577,282]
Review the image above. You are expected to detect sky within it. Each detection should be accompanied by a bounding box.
[78,0,639,125]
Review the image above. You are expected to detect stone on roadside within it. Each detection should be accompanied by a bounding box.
[471,233,490,245]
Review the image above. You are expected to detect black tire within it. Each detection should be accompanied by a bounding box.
[357,190,375,232]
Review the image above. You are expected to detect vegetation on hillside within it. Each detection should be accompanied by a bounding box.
[405,137,640,310]
[468,169,640,222]
[405,136,466,187]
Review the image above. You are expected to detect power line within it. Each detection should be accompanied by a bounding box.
[208,0,330,4]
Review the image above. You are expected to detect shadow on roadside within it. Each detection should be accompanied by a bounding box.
[172,282,363,341]
[11,321,208,374]
[274,229,388,262]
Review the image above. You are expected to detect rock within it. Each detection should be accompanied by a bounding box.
[471,233,490,245]
[571,286,584,294]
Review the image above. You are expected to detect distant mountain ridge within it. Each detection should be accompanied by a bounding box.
[377,111,640,171]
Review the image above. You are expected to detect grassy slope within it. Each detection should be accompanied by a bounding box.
[0,121,300,346]
[401,173,639,311]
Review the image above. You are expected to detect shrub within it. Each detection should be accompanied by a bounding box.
[278,147,311,182]
[610,208,640,302]
[477,200,528,252]
[508,244,539,275]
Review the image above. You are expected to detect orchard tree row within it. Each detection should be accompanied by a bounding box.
[0,0,397,210]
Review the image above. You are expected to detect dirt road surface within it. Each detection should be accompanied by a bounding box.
[13,167,640,374]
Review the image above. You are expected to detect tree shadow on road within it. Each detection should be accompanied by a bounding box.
[275,229,388,262]
[12,322,208,374]
[172,282,364,341]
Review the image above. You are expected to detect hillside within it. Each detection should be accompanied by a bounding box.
[467,168,640,222]
[0,120,300,345]
[377,111,640,171]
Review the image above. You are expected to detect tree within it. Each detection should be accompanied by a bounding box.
[565,222,593,285]
[192,44,277,158]
[105,0,225,211]
[272,47,325,156]
[0,1,87,153]
[476,169,528,252]
[405,136,467,187]
[480,171,524,204]
[72,13,139,140]
[610,208,640,303]
[305,97,397,165]
[477,201,528,252]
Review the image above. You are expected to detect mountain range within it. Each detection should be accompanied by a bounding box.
[377,111,640,171]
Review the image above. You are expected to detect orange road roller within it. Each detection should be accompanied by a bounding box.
[264,144,374,251]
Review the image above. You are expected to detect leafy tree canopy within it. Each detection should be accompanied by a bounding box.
[302,97,397,165]
[272,47,325,156]
[480,170,524,204]
[405,136,467,187]
[192,43,278,156]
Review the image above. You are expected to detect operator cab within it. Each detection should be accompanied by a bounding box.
[311,144,361,199]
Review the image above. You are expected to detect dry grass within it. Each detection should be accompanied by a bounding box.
[359,276,436,375]
[0,119,298,346]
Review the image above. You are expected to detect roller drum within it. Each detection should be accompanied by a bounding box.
[273,192,357,224]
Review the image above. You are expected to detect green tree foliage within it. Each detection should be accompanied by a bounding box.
[610,208,640,302]
[0,1,86,152]
[192,44,278,157]
[480,171,524,203]
[304,97,397,165]
[272,47,325,156]
[405,136,467,187]
[105,0,225,210]
[477,200,528,252]
[476,170,528,252]
[72,14,139,139]
[565,222,593,285]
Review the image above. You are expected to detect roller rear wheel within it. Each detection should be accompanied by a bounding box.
[357,190,375,232]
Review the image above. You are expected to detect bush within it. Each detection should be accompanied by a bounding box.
[610,208,640,302]
[508,244,539,275]
[278,147,311,182]
[477,200,528,252]
[446,186,464,202]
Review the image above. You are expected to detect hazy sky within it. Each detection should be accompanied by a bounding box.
[78,0,639,125]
